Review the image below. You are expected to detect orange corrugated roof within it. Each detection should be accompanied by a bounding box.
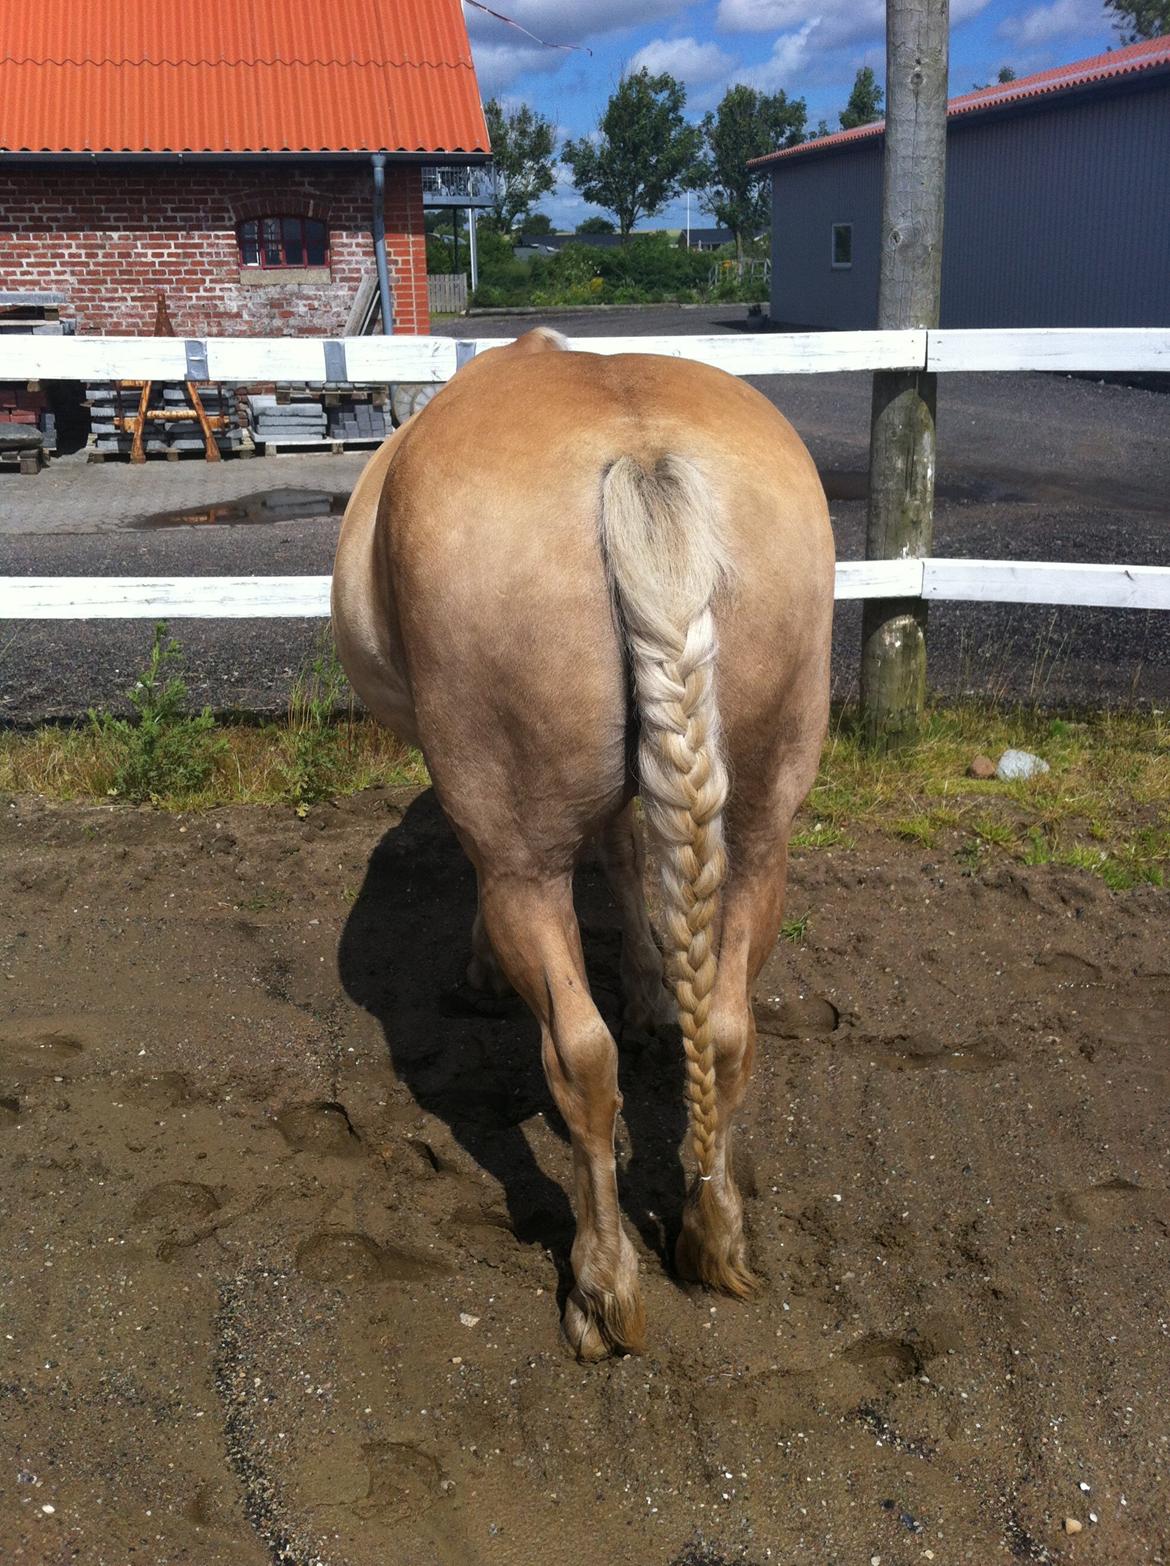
[0,0,489,154]
[751,36,1170,168]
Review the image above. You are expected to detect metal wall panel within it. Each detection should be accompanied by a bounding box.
[770,79,1170,329]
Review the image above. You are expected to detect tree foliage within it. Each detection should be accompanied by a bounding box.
[562,70,700,239]
[483,98,556,233]
[840,66,884,130]
[693,84,806,258]
[576,216,616,234]
[1104,0,1169,38]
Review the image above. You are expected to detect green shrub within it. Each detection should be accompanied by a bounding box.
[90,623,224,803]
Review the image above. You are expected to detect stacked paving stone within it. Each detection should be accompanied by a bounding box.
[247,394,327,444]
[248,384,392,446]
[327,400,391,440]
[85,383,244,457]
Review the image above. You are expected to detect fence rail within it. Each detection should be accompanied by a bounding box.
[4,559,1169,619]
[0,327,1167,620]
[1,327,1167,385]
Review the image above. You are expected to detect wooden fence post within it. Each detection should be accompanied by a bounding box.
[860,0,950,750]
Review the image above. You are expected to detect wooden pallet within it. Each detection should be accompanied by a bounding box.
[256,435,384,456]
[0,446,47,475]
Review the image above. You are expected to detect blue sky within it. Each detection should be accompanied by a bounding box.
[463,0,1122,228]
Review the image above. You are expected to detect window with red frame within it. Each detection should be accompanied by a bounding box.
[238,217,329,269]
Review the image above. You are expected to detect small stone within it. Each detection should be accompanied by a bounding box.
[41,1504,55,1515]
[459,1312,480,1327]
[1078,1481,1091,1493]
[995,748,1050,781]
[967,754,996,779]
[1063,1517,1083,1534]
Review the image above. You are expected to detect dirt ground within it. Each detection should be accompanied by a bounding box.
[2,787,1168,1566]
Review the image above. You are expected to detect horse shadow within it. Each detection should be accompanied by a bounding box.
[337,788,690,1279]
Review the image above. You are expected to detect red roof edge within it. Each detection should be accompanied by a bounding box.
[749,36,1170,169]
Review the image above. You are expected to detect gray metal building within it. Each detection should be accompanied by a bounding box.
[755,37,1170,330]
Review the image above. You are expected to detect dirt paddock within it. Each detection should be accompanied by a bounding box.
[1,787,1168,1565]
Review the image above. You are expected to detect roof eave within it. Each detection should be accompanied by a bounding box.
[752,55,1170,172]
[0,148,491,164]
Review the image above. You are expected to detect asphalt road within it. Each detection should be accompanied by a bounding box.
[2,304,1168,724]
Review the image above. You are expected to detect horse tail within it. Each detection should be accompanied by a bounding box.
[600,453,732,1196]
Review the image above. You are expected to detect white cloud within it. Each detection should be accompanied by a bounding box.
[465,0,693,92]
[998,0,1108,45]
[738,22,822,88]
[471,40,563,94]
[718,0,989,43]
[628,36,736,86]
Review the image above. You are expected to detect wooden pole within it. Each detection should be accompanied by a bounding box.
[860,0,950,749]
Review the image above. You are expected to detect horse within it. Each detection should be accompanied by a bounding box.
[331,328,834,1360]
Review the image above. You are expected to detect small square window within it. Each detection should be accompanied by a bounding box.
[237,216,330,270]
[831,223,853,269]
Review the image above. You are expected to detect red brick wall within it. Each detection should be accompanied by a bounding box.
[0,163,430,336]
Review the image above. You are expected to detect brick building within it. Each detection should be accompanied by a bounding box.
[0,0,489,338]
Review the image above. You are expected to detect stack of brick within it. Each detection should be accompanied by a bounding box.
[85,382,244,457]
[0,385,55,449]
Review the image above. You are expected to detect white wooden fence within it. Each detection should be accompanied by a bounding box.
[0,327,1167,620]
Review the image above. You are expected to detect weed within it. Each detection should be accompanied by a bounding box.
[780,912,810,944]
[891,814,937,847]
[282,634,351,813]
[89,623,224,803]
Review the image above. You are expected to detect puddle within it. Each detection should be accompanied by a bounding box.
[129,489,348,529]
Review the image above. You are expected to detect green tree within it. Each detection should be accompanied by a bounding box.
[839,65,884,130]
[523,212,555,235]
[692,83,806,260]
[974,65,1018,88]
[577,215,616,234]
[1104,0,1169,38]
[483,98,556,233]
[562,69,701,240]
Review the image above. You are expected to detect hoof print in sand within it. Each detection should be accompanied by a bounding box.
[0,1095,20,1127]
[355,1439,446,1521]
[0,1029,85,1076]
[1059,1179,1170,1227]
[296,1230,450,1286]
[844,1334,921,1389]
[1035,951,1101,984]
[134,1179,220,1225]
[276,1100,362,1156]
[754,995,840,1038]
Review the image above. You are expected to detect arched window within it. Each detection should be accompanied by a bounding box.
[238,217,329,270]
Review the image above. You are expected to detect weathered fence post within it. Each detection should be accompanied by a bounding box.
[860,0,950,749]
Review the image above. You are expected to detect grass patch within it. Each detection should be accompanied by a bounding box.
[804,703,1169,890]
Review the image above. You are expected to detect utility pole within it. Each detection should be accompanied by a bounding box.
[860,0,950,749]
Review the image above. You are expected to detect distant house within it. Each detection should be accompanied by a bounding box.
[752,38,1170,330]
[0,0,489,336]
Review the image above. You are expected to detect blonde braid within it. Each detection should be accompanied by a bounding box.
[637,612,727,1176]
[599,454,732,1182]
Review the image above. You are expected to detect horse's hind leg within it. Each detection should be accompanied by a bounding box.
[596,803,673,1036]
[467,887,511,999]
[479,869,645,1360]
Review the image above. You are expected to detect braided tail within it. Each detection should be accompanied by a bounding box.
[600,454,731,1185]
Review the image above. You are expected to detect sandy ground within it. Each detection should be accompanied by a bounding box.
[2,787,1168,1565]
